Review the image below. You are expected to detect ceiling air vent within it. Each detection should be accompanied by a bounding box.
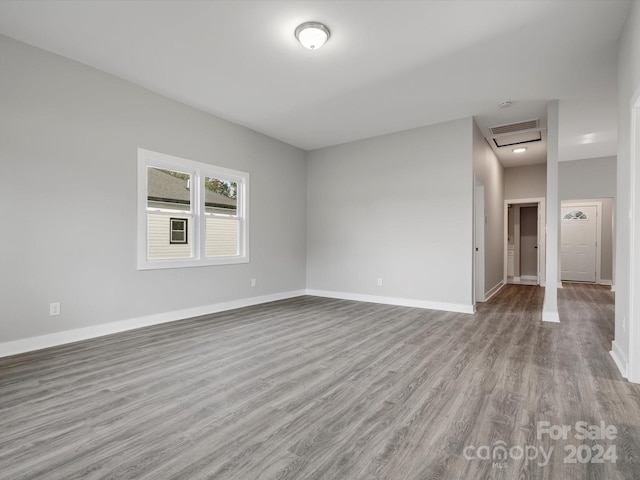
[490,119,539,136]
[493,130,542,147]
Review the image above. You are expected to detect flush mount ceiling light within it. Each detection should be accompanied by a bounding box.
[512,147,527,153]
[295,22,330,50]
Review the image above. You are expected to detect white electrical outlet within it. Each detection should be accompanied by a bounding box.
[49,302,61,316]
[251,278,257,287]
[377,278,383,287]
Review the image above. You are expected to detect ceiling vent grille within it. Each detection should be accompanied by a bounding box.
[492,130,542,148]
[490,119,539,135]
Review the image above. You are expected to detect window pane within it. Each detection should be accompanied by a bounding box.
[206,217,239,257]
[171,231,186,243]
[171,219,185,231]
[204,176,238,257]
[148,214,192,259]
[204,176,237,215]
[148,167,191,213]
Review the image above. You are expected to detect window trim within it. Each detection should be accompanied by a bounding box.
[137,148,249,270]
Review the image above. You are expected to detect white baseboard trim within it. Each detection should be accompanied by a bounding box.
[305,289,474,314]
[599,279,613,286]
[557,282,563,288]
[542,310,560,323]
[610,341,629,379]
[485,281,504,301]
[611,285,616,292]
[509,276,539,286]
[0,290,307,358]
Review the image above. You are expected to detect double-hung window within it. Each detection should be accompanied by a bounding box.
[137,148,249,269]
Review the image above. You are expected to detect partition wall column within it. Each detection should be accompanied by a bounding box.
[543,100,560,323]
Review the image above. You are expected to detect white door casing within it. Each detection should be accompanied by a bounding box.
[561,205,598,282]
[474,179,485,304]
[627,89,640,383]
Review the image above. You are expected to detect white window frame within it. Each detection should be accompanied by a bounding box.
[137,148,249,270]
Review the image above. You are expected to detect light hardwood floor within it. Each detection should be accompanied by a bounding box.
[1,284,639,479]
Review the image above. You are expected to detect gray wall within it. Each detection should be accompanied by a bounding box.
[504,164,547,200]
[306,117,474,308]
[0,36,308,343]
[559,156,616,199]
[559,156,616,282]
[472,120,504,295]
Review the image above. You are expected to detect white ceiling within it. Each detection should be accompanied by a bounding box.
[0,0,629,166]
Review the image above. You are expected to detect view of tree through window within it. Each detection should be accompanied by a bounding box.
[155,169,236,199]
[205,177,237,199]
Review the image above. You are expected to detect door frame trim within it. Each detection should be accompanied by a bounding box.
[474,177,485,305]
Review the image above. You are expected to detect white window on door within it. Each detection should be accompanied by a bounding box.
[563,210,588,220]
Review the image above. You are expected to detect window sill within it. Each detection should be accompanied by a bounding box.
[137,255,249,270]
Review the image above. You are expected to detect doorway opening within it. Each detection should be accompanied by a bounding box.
[504,197,546,286]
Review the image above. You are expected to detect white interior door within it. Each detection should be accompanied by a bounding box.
[561,205,597,282]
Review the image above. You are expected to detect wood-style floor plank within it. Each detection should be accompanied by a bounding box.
[1,285,639,479]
